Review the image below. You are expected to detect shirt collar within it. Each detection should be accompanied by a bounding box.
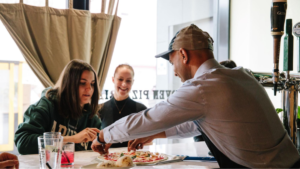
[194,58,223,78]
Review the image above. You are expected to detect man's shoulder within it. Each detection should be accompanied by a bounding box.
[193,66,252,81]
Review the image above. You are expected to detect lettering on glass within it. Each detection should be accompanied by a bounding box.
[101,90,176,100]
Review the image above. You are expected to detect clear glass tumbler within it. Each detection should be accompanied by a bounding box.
[44,132,61,139]
[61,142,75,165]
[44,137,64,169]
[37,136,46,169]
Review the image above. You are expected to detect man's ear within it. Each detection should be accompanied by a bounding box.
[179,48,189,64]
[112,76,115,83]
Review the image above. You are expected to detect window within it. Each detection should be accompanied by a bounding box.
[0,0,68,154]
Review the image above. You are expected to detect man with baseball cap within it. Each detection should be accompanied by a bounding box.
[92,24,300,168]
[155,24,214,60]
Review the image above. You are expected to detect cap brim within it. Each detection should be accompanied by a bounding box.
[155,50,173,60]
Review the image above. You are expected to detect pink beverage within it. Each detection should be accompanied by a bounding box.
[46,150,50,162]
[61,151,74,165]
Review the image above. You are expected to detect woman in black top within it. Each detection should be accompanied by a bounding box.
[98,64,147,147]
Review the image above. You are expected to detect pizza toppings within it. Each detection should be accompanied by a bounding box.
[100,151,168,164]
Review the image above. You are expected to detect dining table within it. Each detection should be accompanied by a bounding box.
[18,142,219,168]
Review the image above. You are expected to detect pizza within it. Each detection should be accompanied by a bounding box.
[98,151,168,165]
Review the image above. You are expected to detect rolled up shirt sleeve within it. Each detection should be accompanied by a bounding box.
[165,121,201,139]
[103,80,206,143]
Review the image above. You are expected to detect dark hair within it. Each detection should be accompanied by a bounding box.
[114,64,134,77]
[220,60,237,68]
[46,59,99,119]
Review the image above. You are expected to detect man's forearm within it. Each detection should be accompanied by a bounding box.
[152,131,166,139]
[165,121,201,139]
[103,86,205,143]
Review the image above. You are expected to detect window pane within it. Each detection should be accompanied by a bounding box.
[0,68,9,145]
[0,1,66,154]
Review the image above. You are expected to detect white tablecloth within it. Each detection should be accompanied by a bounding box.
[18,142,219,168]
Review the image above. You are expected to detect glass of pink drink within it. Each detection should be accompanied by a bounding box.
[61,142,75,165]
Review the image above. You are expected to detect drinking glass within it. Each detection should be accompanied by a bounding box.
[44,137,64,169]
[61,142,75,165]
[44,132,61,139]
[37,136,46,169]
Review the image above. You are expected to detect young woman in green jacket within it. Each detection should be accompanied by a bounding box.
[14,60,101,155]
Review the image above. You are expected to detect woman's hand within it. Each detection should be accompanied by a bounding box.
[65,128,100,143]
[0,152,19,169]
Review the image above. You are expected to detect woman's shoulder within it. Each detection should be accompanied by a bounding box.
[24,96,56,117]
[34,96,56,109]
[98,99,113,113]
[129,98,147,110]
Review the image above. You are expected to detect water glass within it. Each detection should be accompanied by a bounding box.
[37,136,46,169]
[44,137,64,169]
[61,142,75,165]
[44,132,61,139]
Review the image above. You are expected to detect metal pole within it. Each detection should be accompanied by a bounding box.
[72,0,89,10]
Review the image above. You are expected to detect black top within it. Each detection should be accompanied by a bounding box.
[99,97,147,147]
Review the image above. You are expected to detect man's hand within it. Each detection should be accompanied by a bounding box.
[91,140,112,154]
[128,132,167,152]
[127,136,155,152]
[91,130,112,154]
[65,128,100,143]
[0,152,19,169]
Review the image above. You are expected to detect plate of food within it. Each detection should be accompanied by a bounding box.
[97,151,168,165]
[82,156,136,168]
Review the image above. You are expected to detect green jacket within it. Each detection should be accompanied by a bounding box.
[14,89,101,155]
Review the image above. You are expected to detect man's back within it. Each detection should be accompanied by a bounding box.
[190,60,299,167]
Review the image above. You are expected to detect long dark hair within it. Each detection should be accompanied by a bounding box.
[46,59,99,119]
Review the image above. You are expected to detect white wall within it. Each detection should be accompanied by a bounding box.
[156,0,214,92]
[230,0,300,109]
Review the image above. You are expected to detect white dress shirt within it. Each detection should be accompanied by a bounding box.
[103,58,299,168]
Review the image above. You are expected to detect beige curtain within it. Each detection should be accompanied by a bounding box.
[0,0,121,92]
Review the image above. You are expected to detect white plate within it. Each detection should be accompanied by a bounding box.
[81,163,136,169]
[97,151,169,165]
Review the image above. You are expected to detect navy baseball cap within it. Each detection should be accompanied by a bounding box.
[155,24,214,60]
